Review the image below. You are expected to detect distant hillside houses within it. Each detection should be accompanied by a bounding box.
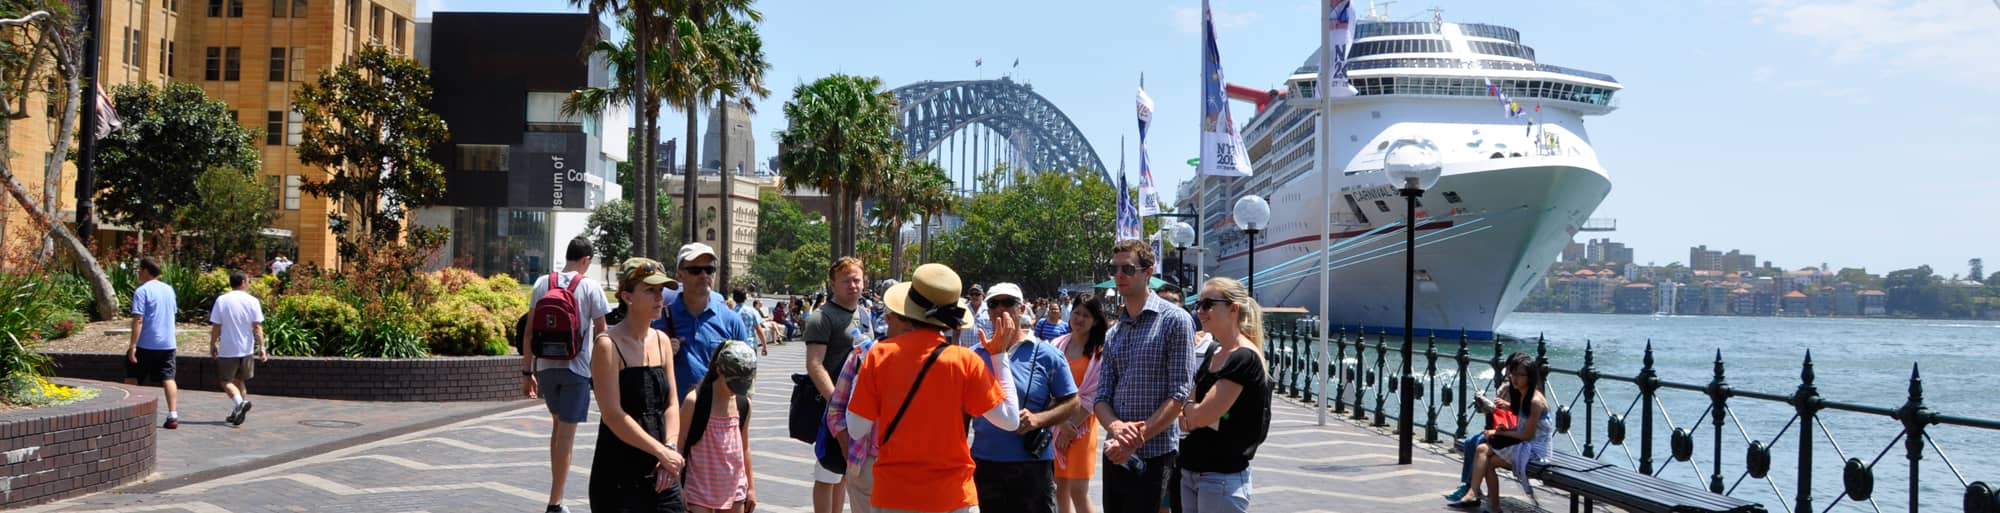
[1516,261,1996,319]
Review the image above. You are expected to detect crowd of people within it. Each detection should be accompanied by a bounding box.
[111,234,1303,513]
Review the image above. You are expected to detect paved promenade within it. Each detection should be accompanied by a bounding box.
[20,341,1561,513]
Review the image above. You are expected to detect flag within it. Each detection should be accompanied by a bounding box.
[1136,86,1160,216]
[1152,234,1165,277]
[1319,0,1358,98]
[1199,0,1254,178]
[1012,58,1019,68]
[1485,77,1520,119]
[1116,170,1143,242]
[92,83,122,140]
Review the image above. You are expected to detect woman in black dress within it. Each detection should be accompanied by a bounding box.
[590,258,687,512]
[1176,277,1272,513]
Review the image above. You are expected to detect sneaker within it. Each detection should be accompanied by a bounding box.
[162,417,178,429]
[226,403,243,425]
[544,505,570,513]
[231,402,253,426]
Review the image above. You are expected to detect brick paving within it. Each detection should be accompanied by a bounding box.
[20,338,1568,513]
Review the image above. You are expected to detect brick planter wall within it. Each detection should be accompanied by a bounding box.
[44,353,521,402]
[0,380,156,508]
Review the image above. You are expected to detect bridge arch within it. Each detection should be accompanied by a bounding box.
[892,78,1109,193]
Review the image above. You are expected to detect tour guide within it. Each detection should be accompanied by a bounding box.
[846,263,1023,513]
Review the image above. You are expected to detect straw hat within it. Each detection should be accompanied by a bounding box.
[884,263,974,329]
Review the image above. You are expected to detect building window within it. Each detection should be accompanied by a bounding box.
[706,228,716,241]
[265,175,281,210]
[391,15,405,51]
[284,175,302,210]
[228,0,243,17]
[204,46,220,80]
[268,48,285,81]
[266,111,283,145]
[287,109,302,145]
[159,39,172,77]
[208,0,221,16]
[344,0,357,27]
[369,3,383,40]
[224,47,240,81]
[458,145,509,171]
[288,47,305,81]
[271,0,305,17]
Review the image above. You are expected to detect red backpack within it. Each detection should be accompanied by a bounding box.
[531,272,586,361]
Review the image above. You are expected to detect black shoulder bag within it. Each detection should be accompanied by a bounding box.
[878,342,952,447]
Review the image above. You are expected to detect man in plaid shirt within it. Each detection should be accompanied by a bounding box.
[825,335,879,512]
[1094,239,1196,513]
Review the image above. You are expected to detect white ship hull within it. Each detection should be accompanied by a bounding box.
[1203,156,1609,339]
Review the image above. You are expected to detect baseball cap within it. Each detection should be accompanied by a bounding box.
[712,339,758,395]
[619,258,677,289]
[987,283,1024,302]
[678,242,718,265]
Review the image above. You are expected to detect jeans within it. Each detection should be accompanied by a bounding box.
[1178,469,1252,513]
[973,459,1056,513]
[1102,451,1177,513]
[1458,432,1488,484]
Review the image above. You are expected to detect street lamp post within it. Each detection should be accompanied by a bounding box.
[1382,136,1443,466]
[1169,222,1196,287]
[1232,195,1270,298]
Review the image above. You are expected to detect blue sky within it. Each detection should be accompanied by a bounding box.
[419,0,2000,276]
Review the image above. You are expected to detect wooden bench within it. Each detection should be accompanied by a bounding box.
[1527,451,1767,513]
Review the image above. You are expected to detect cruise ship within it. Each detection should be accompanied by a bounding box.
[1180,14,1621,339]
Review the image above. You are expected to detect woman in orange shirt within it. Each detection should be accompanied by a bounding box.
[1053,294,1110,513]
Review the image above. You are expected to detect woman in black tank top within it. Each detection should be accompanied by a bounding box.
[591,259,687,512]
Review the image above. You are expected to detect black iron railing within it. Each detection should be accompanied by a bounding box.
[1256,318,2000,513]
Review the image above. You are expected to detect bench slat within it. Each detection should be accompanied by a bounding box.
[1529,454,1765,513]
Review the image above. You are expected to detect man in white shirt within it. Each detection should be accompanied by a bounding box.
[520,237,613,513]
[208,271,266,426]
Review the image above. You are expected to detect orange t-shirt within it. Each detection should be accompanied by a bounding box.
[849,328,1004,512]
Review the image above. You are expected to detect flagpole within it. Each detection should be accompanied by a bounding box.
[1314,0,1335,427]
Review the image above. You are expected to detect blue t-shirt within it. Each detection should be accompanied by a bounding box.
[655,291,750,396]
[971,339,1078,462]
[130,280,179,350]
[1034,319,1071,342]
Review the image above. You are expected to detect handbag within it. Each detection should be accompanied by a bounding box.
[1017,346,1052,456]
[788,373,823,444]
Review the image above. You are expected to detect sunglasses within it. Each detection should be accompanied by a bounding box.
[986,297,1020,309]
[1194,297,1232,311]
[681,265,718,275]
[623,261,667,280]
[1104,264,1146,276]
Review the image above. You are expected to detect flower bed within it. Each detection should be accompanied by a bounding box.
[0,380,156,509]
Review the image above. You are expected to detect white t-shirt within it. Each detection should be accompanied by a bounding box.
[208,290,265,358]
[530,271,613,377]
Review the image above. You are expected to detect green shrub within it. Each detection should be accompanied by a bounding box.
[423,297,511,356]
[249,274,278,303]
[264,314,316,356]
[47,271,93,317]
[486,273,522,295]
[272,294,358,355]
[344,295,428,358]
[154,264,227,320]
[432,268,483,295]
[42,309,87,340]
[0,273,62,381]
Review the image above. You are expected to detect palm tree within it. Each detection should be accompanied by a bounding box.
[775,74,900,264]
[906,160,955,264]
[704,18,769,292]
[658,0,759,249]
[561,14,668,257]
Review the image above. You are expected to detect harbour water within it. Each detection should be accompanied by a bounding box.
[1494,313,2000,513]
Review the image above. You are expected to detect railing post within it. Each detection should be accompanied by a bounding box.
[1334,327,1348,414]
[1897,364,1930,513]
[1425,332,1440,444]
[1488,337,1504,434]
[1582,340,1597,459]
[1639,340,1658,476]
[1277,325,1293,398]
[1454,329,1471,440]
[1352,329,1369,420]
[1535,333,1549,371]
[1706,349,1729,494]
[1374,329,1390,427]
[1304,322,1318,403]
[1793,350,1820,513]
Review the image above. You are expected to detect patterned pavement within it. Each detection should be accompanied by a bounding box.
[21,338,1562,513]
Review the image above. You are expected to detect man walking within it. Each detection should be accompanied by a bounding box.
[735,290,768,355]
[1095,240,1196,513]
[847,263,1021,513]
[521,237,613,513]
[208,271,267,426]
[971,283,1081,513]
[127,257,181,429]
[804,257,873,513]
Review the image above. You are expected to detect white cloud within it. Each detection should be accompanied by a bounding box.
[1750,65,1873,104]
[1171,4,1262,34]
[1752,0,2000,90]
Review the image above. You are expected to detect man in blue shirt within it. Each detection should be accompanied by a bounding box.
[125,257,183,429]
[655,243,753,403]
[971,283,1080,513]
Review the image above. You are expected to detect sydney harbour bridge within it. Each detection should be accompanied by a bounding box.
[891,77,1109,195]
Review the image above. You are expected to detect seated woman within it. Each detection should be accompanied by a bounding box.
[1444,353,1528,504]
[1460,354,1552,513]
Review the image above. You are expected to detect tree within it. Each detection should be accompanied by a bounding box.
[87,82,259,242]
[564,11,667,259]
[658,0,757,250]
[775,74,900,264]
[705,17,769,293]
[868,158,951,280]
[1883,265,1938,317]
[292,45,449,259]
[587,193,682,265]
[906,159,955,264]
[176,167,275,267]
[934,166,1114,296]
[0,4,120,320]
[749,190,827,294]
[1835,267,1884,290]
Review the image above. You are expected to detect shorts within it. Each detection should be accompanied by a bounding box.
[127,348,177,383]
[815,458,844,484]
[537,369,592,423]
[217,355,256,381]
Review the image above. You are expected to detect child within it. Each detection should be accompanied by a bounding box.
[681,339,759,513]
